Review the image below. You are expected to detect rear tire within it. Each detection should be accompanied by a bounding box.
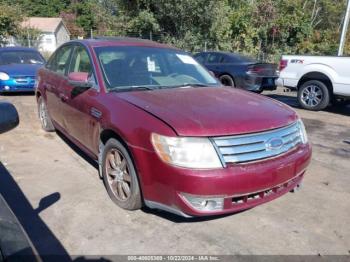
[102,138,142,210]
[298,80,330,111]
[219,74,235,87]
[38,96,55,132]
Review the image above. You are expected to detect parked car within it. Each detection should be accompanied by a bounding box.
[193,51,278,93]
[277,55,350,111]
[36,38,311,217]
[0,47,45,93]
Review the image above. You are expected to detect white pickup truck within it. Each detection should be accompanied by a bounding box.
[276,55,350,111]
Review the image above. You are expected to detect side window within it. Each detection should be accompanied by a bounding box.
[207,53,223,64]
[47,45,72,75]
[69,45,97,87]
[222,55,236,63]
[194,53,207,64]
[68,46,92,74]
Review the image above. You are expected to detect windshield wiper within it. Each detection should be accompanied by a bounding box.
[165,83,210,89]
[109,85,159,92]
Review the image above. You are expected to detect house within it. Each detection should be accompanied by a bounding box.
[21,17,70,53]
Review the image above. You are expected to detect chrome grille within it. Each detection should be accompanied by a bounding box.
[14,76,35,84]
[213,122,302,164]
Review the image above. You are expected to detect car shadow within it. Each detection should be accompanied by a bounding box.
[56,131,99,171]
[0,162,118,261]
[141,206,245,223]
[265,92,350,117]
[0,162,70,262]
[0,91,35,96]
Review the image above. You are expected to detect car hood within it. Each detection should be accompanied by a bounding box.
[0,64,43,76]
[116,87,298,137]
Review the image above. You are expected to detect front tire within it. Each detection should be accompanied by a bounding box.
[38,96,55,132]
[102,138,142,210]
[298,80,330,111]
[219,74,235,87]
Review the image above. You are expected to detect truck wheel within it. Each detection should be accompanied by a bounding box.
[102,138,142,210]
[219,75,235,87]
[38,96,55,132]
[298,80,330,111]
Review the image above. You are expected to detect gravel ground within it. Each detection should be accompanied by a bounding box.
[0,88,349,259]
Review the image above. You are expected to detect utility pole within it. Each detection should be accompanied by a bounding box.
[27,30,31,48]
[338,0,350,56]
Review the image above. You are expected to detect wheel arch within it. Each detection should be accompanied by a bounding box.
[98,128,144,201]
[35,90,42,101]
[218,73,236,86]
[297,71,333,95]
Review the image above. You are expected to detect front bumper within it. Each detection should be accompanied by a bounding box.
[0,78,35,92]
[135,143,312,217]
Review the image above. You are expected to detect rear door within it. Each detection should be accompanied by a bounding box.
[204,52,224,76]
[60,44,100,155]
[44,45,73,127]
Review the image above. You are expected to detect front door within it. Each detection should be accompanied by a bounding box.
[59,44,100,155]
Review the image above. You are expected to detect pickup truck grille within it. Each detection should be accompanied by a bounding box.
[213,122,302,164]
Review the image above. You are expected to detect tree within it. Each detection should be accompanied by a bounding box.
[15,27,43,48]
[0,4,23,45]
[1,0,70,17]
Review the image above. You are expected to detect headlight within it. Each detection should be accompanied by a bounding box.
[151,133,222,169]
[298,119,308,144]
[0,72,10,81]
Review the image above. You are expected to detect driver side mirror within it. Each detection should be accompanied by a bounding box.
[68,72,93,89]
[0,102,19,134]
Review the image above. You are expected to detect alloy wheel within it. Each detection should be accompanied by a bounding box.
[105,149,132,201]
[301,85,323,107]
[39,100,48,128]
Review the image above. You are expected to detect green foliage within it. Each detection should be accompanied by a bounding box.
[16,27,43,48]
[0,0,349,60]
[0,4,23,45]
[1,0,70,17]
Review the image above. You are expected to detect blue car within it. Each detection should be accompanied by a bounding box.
[193,51,278,93]
[0,47,45,93]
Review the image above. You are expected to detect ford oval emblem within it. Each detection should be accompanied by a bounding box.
[266,137,284,151]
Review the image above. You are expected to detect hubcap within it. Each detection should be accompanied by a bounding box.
[301,85,323,107]
[105,149,132,201]
[39,101,48,128]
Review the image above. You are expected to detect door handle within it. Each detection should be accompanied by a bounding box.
[59,93,68,102]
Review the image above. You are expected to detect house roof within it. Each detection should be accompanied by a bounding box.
[21,17,70,35]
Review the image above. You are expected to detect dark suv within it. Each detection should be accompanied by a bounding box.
[36,38,311,217]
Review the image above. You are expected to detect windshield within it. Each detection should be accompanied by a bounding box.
[0,50,45,66]
[94,46,219,91]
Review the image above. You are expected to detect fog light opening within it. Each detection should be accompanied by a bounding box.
[181,194,224,211]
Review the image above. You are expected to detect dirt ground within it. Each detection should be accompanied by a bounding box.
[0,88,349,259]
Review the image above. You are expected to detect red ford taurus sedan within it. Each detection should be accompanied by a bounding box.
[35,38,311,217]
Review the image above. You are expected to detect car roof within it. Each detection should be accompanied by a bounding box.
[196,51,244,57]
[70,37,176,50]
[0,46,40,52]
[196,51,256,62]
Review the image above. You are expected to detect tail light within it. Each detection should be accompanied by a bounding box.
[247,65,264,75]
[279,59,288,71]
